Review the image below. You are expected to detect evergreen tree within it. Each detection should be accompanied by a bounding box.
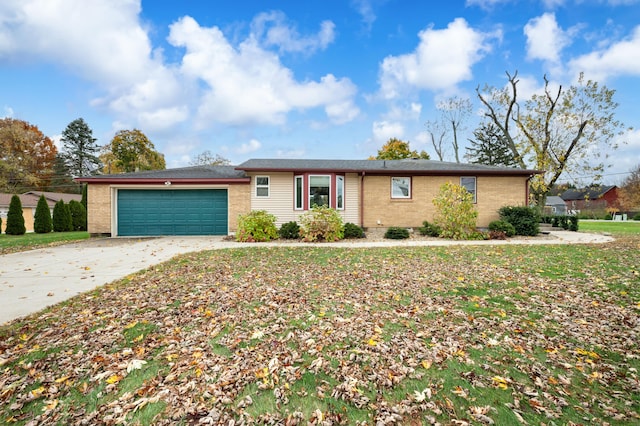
[6,195,26,235]
[68,200,87,231]
[52,200,73,232]
[61,118,102,177]
[34,194,52,233]
[48,153,78,193]
[465,122,518,167]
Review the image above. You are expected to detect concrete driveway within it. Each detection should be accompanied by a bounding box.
[0,231,613,325]
[0,237,226,324]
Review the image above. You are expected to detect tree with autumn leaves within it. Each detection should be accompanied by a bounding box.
[370,138,430,160]
[100,129,166,174]
[0,118,57,193]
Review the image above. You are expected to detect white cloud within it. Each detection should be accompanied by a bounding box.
[276,149,305,158]
[569,26,640,81]
[351,0,377,32]
[2,106,13,118]
[378,18,498,98]
[372,120,404,144]
[251,11,335,54]
[383,103,422,122]
[169,16,359,127]
[237,139,262,154]
[524,13,571,63]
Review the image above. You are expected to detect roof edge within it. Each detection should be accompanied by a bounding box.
[75,177,250,184]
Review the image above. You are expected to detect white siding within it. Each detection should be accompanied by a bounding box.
[248,172,361,226]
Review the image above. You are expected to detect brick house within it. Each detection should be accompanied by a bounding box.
[76,159,540,237]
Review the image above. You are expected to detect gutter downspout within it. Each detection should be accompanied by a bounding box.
[360,171,365,228]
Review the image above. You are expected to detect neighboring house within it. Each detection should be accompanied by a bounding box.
[0,192,81,233]
[544,196,568,215]
[77,159,540,237]
[560,185,619,212]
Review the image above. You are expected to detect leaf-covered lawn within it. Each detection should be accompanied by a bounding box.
[1,238,639,425]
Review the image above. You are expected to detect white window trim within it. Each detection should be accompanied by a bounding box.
[294,175,303,210]
[308,174,331,208]
[336,175,345,210]
[460,176,477,203]
[256,176,270,198]
[391,177,411,199]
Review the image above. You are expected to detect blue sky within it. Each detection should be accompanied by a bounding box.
[1,0,639,185]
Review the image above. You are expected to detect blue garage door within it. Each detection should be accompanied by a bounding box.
[117,189,227,236]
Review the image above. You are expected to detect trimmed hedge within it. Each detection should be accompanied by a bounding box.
[488,220,516,237]
[34,195,53,233]
[6,195,26,235]
[384,227,409,239]
[498,206,540,236]
[343,223,365,239]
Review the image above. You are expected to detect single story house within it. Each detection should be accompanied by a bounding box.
[560,185,619,212]
[76,159,541,237]
[544,196,568,215]
[0,191,81,233]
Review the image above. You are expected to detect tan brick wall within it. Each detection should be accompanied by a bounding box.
[228,184,251,232]
[363,175,529,229]
[87,184,112,235]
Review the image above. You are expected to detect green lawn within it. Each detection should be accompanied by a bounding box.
[0,231,90,254]
[1,238,638,425]
[579,220,640,235]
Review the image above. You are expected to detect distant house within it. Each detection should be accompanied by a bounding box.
[544,196,568,215]
[560,185,619,213]
[0,192,81,233]
[77,159,541,237]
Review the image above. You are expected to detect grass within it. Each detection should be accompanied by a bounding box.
[578,219,640,235]
[0,238,639,424]
[0,231,90,254]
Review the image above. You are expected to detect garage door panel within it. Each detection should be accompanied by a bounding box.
[117,189,228,236]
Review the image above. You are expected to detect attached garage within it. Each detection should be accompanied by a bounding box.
[117,189,228,236]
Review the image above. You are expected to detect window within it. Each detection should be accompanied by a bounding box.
[391,177,411,199]
[256,176,269,197]
[294,175,303,210]
[460,176,476,203]
[309,175,330,207]
[336,175,344,210]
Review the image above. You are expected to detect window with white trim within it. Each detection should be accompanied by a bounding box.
[391,177,411,199]
[256,176,270,197]
[336,175,344,210]
[309,175,330,207]
[294,175,303,210]
[460,176,476,203]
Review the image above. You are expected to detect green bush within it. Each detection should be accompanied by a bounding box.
[34,195,52,233]
[343,222,365,239]
[279,221,300,239]
[53,200,73,232]
[633,213,640,221]
[68,200,87,231]
[384,227,409,239]
[418,220,441,237]
[498,206,540,236]
[568,216,579,231]
[5,195,26,235]
[299,205,344,242]
[236,210,278,242]
[433,182,478,240]
[604,213,613,220]
[488,220,515,237]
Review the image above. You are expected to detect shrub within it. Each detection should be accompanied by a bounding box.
[488,220,515,237]
[5,195,26,235]
[236,210,278,242]
[343,222,365,239]
[299,205,344,242]
[604,213,613,220]
[384,227,409,239]
[34,195,53,233]
[279,221,300,239]
[418,220,441,237]
[53,200,73,232]
[568,216,579,232]
[432,182,478,240]
[633,213,640,221]
[68,200,87,231]
[498,206,540,236]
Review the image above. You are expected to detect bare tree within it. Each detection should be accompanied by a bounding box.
[425,96,473,163]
